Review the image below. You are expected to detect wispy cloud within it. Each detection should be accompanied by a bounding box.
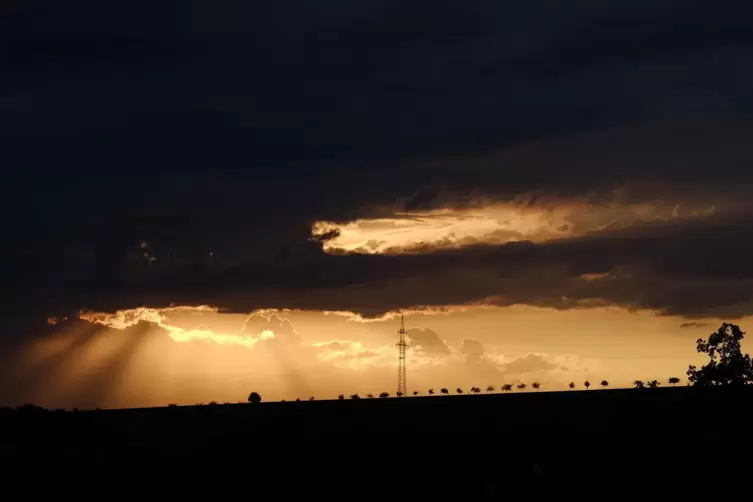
[679,321,712,329]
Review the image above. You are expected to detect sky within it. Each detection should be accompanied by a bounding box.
[1,1,753,408]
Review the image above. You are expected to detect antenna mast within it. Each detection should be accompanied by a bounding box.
[397,315,408,395]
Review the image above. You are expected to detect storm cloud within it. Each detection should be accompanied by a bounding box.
[3,0,753,340]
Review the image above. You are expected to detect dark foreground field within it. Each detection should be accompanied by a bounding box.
[2,387,752,497]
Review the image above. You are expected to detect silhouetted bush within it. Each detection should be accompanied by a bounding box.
[248,392,262,404]
[17,403,47,414]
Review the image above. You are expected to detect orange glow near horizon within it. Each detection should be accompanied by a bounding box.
[3,304,738,410]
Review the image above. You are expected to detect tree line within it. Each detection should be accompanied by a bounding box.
[254,376,692,403]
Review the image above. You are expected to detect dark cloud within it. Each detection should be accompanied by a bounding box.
[498,354,559,375]
[2,1,753,339]
[23,214,753,323]
[460,340,486,356]
[407,329,451,355]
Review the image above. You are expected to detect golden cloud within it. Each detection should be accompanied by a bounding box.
[80,306,292,348]
[312,197,717,255]
[322,304,486,323]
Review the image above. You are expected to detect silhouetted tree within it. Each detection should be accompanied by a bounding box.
[600,380,609,389]
[517,383,527,391]
[568,382,575,390]
[309,396,315,401]
[209,401,218,406]
[687,323,753,387]
[456,388,464,394]
[584,381,591,390]
[633,380,645,389]
[413,391,420,396]
[396,391,404,397]
[428,388,435,395]
[295,398,301,402]
[338,394,345,400]
[647,380,660,389]
[350,394,360,400]
[668,377,681,387]
[502,384,513,392]
[472,387,481,395]
[248,392,262,404]
[440,388,449,395]
[486,385,496,392]
[532,382,541,392]
[379,392,390,398]
[367,393,374,399]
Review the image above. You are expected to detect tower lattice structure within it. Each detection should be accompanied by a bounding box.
[397,315,408,396]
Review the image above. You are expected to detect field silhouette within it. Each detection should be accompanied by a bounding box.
[3,322,752,497]
[2,385,752,497]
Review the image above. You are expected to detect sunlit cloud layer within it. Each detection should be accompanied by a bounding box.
[80,306,288,348]
[323,305,488,323]
[313,197,717,254]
